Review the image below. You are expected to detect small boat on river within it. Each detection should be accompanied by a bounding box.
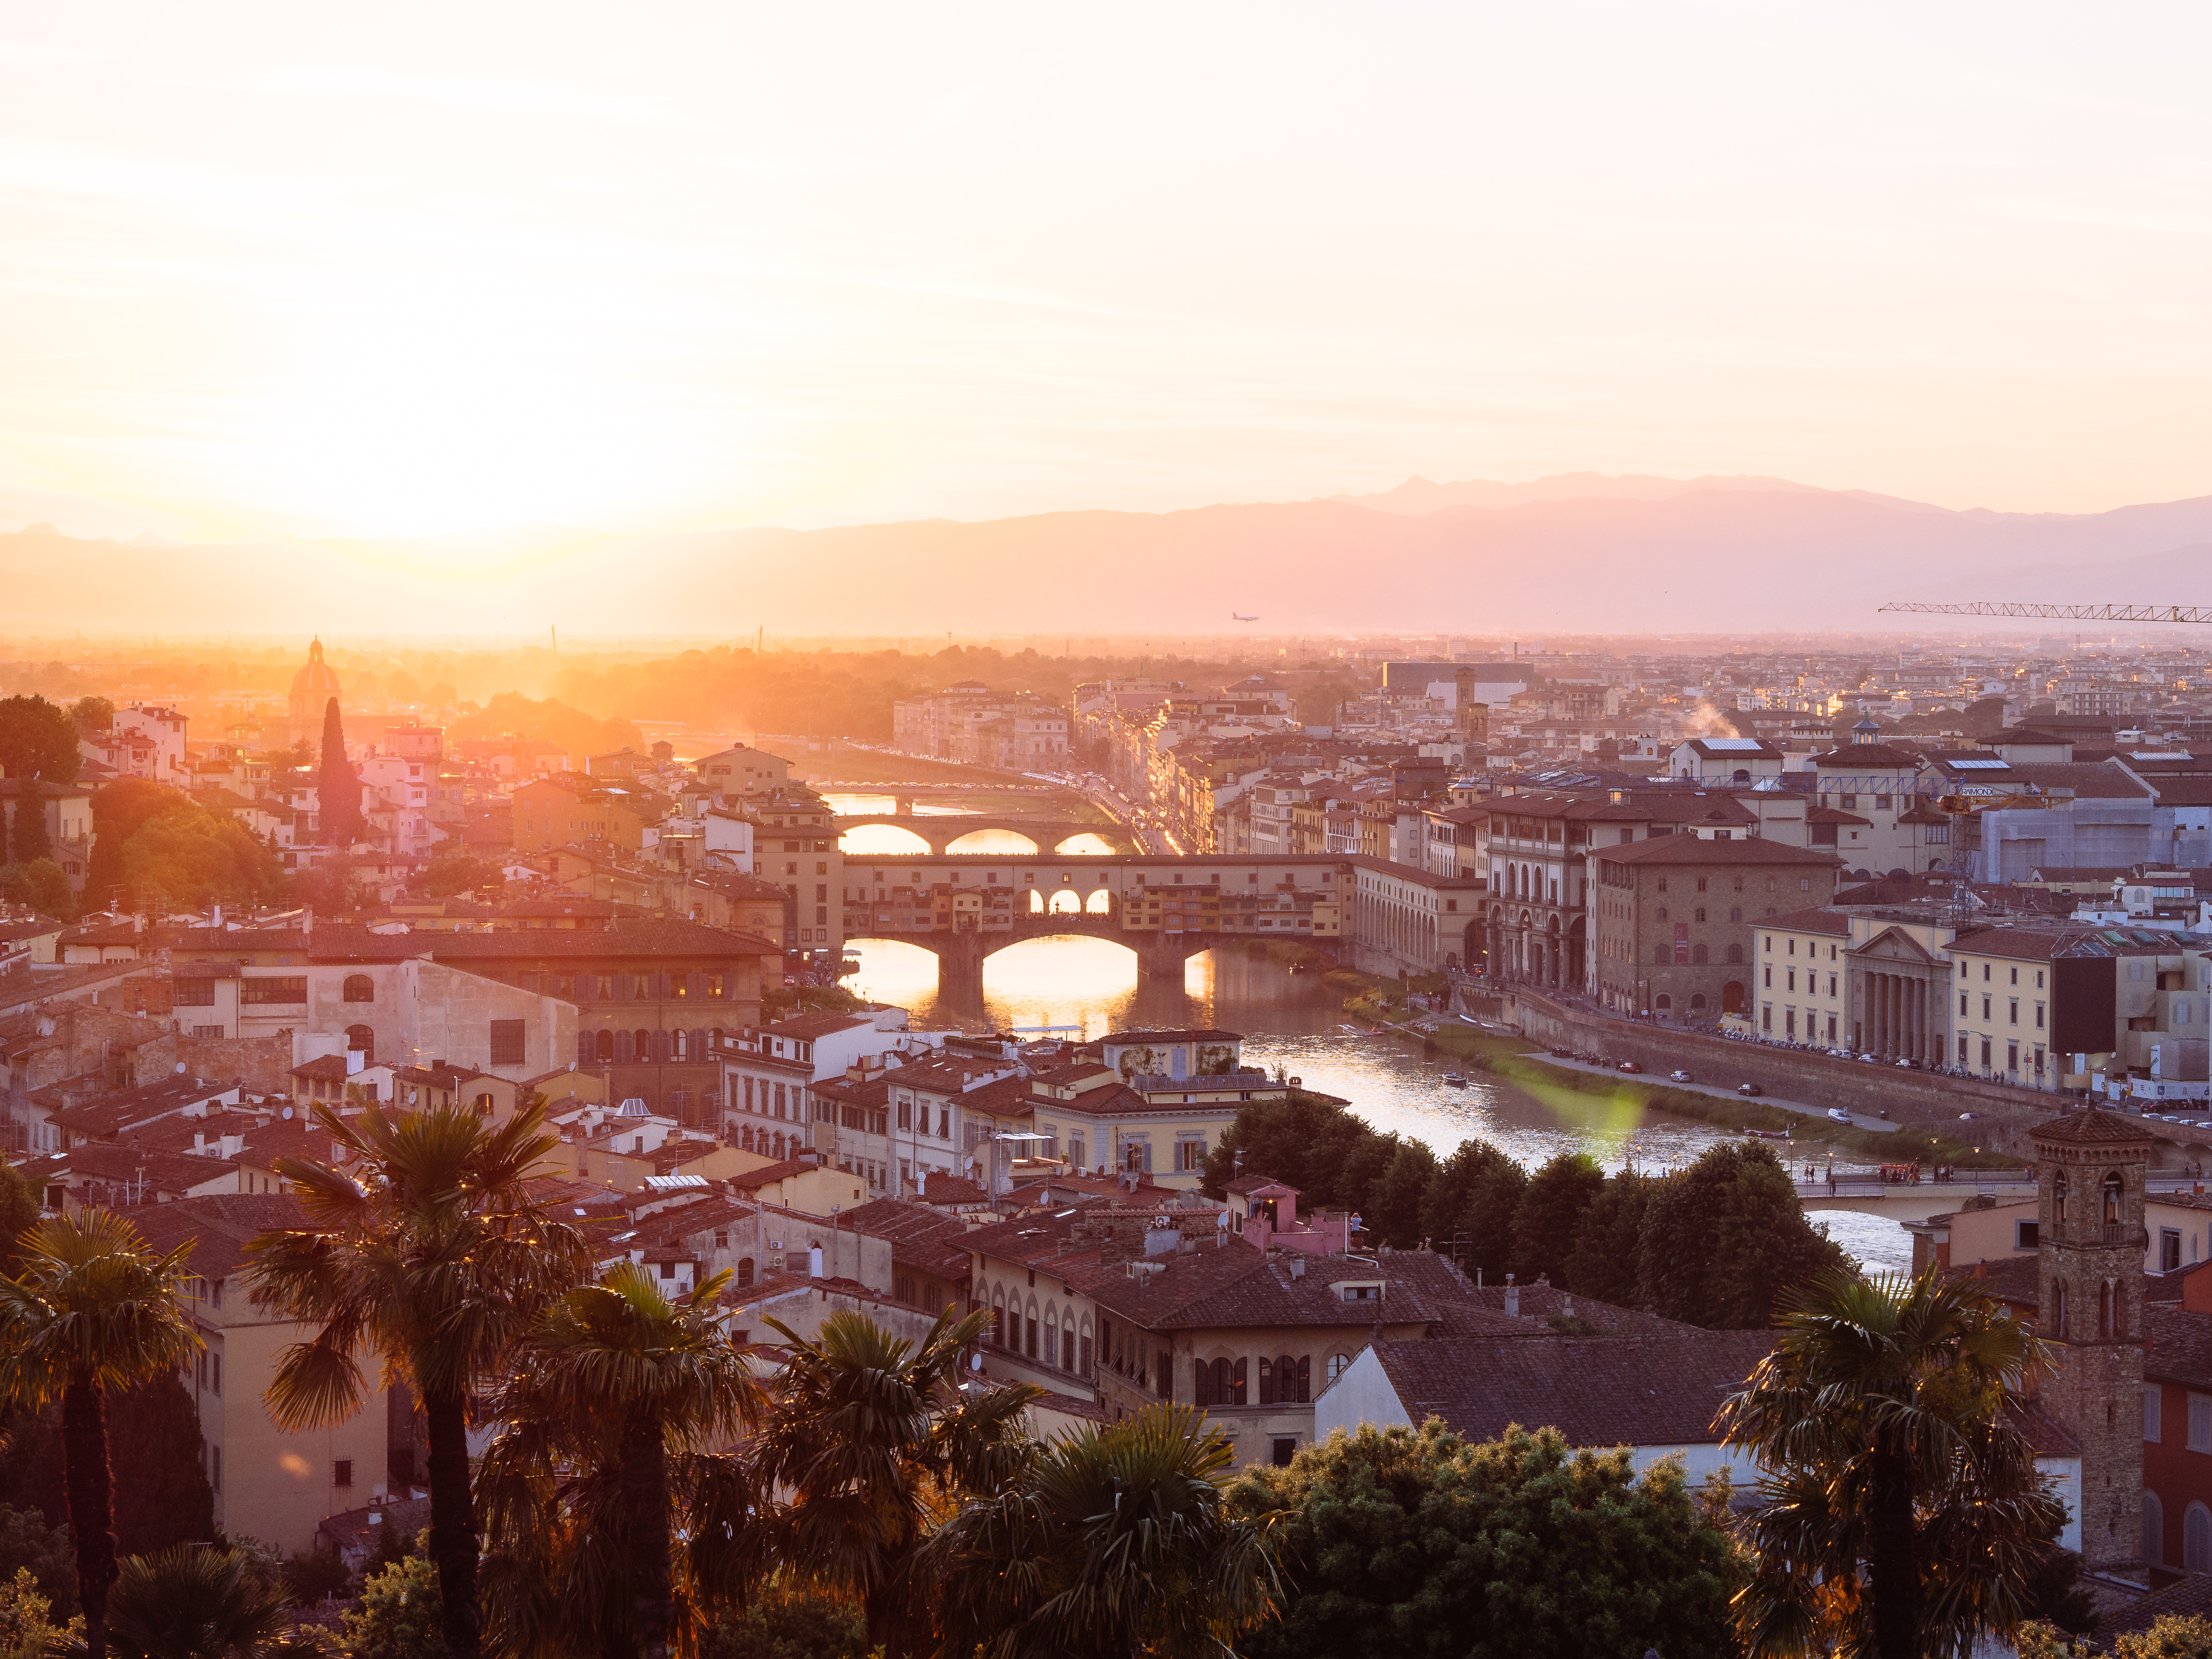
[1441,1073,1468,1087]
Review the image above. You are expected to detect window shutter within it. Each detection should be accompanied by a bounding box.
[2146,1386,2164,1444]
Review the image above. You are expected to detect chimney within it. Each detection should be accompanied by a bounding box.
[807,1244,823,1278]
[302,906,314,939]
[1289,1255,1306,1279]
[1503,1273,1520,1318]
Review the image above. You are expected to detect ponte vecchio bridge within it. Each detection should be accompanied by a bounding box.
[838,852,1357,1001]
[833,813,1131,856]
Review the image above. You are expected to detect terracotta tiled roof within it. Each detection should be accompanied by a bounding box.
[2145,1305,2212,1390]
[1943,1253,2041,1310]
[1594,837,1842,869]
[131,1192,312,1281]
[1363,1328,1778,1447]
[2089,1561,2212,1646]
[2030,1108,2155,1147]
[1758,906,1851,937]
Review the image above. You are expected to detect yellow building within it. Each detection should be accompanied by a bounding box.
[137,1195,398,1555]
[1755,906,1853,1047]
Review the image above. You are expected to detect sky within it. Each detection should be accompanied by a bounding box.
[3,3,2211,545]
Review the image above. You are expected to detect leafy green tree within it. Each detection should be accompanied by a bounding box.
[69,700,113,741]
[0,1563,81,1659]
[344,1555,446,1659]
[0,699,79,787]
[0,862,72,924]
[0,1214,202,1659]
[84,783,284,915]
[1456,1159,1528,1283]
[479,1264,763,1659]
[1367,1141,1437,1249]
[1227,1420,1739,1659]
[1418,1139,1514,1249]
[315,702,362,850]
[246,1105,589,1659]
[1637,1141,1847,1328]
[1718,1267,2063,1659]
[1562,1169,1657,1306]
[923,1403,1286,1659]
[1510,1151,1605,1286]
[0,1508,75,1623]
[701,1308,1036,1656]
[103,1545,289,1659]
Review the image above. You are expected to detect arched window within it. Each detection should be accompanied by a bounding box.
[345,1024,374,1063]
[2104,1172,2124,1225]
[595,1029,615,1063]
[1692,944,1708,965]
[576,1029,594,1066]
[634,1029,651,1062]
[673,1029,689,1062]
[2147,1489,2167,1565]
[1283,1355,1309,1404]
[992,1290,1007,1349]
[740,1125,755,1151]
[737,1257,755,1288]
[1690,994,1708,1012]
[342,974,374,1003]
[614,1030,635,1064]
[2054,1171,2068,1224]
[1046,1307,1060,1369]
[1325,1353,1352,1386]
[472,1092,493,1118]
[1258,1357,1275,1406]
[1653,945,1670,965]
[1655,995,1672,1012]
[1726,943,1743,964]
[2188,1502,2212,1574]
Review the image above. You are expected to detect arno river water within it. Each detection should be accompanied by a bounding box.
[834,800,1910,1272]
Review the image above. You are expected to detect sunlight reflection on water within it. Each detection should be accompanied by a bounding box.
[843,933,1911,1272]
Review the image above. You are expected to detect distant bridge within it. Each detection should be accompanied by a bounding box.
[834,814,1130,855]
[850,913,1223,1003]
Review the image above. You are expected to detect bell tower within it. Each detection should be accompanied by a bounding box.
[2032,1108,2152,1573]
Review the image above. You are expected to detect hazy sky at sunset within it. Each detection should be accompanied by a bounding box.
[4,4,2210,542]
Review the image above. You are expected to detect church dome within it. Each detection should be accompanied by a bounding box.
[291,638,341,699]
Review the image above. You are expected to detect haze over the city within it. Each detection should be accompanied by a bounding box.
[4,0,2212,631]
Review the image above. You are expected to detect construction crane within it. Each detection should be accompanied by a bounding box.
[1880,601,2212,625]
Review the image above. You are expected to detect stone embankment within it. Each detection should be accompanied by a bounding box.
[1457,984,2162,1167]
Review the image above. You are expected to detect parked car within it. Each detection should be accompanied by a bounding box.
[1617,1060,1643,1074]
[1668,1069,1694,1083]
[1737,1082,1764,1097]
[1827,1108,1853,1124]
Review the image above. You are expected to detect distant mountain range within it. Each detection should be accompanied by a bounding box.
[7,475,2212,638]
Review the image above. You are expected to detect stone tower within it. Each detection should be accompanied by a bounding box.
[2032,1107,2152,1572]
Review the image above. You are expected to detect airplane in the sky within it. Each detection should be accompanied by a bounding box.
[1231,613,1259,622]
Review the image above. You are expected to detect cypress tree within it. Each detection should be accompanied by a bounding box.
[11,790,53,865]
[317,698,364,848]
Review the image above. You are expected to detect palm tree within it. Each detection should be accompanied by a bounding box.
[703,1307,1038,1656]
[245,1102,589,1659]
[104,1545,289,1659]
[0,1211,200,1659]
[1717,1265,2067,1659]
[478,1263,764,1659]
[920,1402,1287,1659]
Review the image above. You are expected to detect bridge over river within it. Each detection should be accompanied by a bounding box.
[834,813,1132,855]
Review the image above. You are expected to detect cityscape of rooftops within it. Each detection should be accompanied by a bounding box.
[4,7,2211,1657]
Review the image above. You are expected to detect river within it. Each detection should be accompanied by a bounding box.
[837,924,1909,1273]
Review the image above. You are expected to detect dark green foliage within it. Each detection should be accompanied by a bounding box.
[1368,1142,1438,1250]
[315,700,363,849]
[0,1376,213,1557]
[84,781,286,914]
[70,699,113,740]
[0,697,80,785]
[0,1166,39,1275]
[1637,1141,1849,1329]
[0,858,74,923]
[2020,1544,2096,1635]
[0,1502,78,1620]
[9,799,51,866]
[1418,1139,1513,1248]
[696,1579,867,1659]
[103,1544,290,1659]
[413,850,505,900]
[1452,1159,1527,1283]
[1563,1170,1656,1306]
[280,1540,350,1608]
[1511,1151,1605,1286]
[345,1554,448,1659]
[1228,1420,1740,1659]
